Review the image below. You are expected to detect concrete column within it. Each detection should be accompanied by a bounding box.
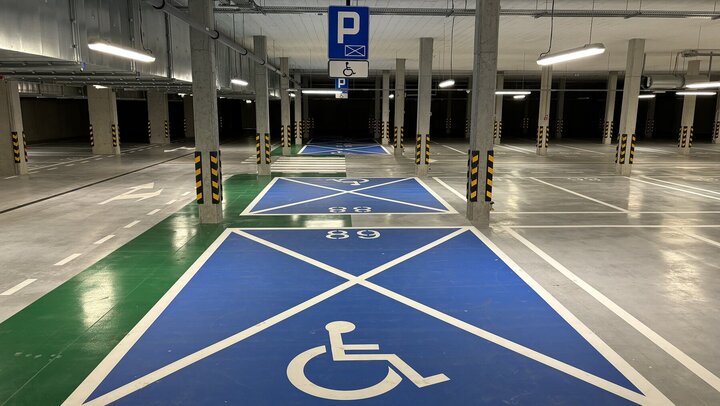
[87,86,121,155]
[394,59,406,156]
[445,91,453,137]
[603,72,618,145]
[713,93,720,144]
[294,73,303,145]
[189,0,222,223]
[465,77,472,139]
[381,70,391,145]
[415,37,433,177]
[536,65,552,155]
[0,80,28,176]
[679,60,700,155]
[254,35,271,175]
[183,95,195,139]
[374,76,381,140]
[147,91,170,144]
[555,78,566,140]
[467,0,500,227]
[615,39,645,176]
[280,57,291,155]
[494,73,504,144]
[644,96,655,139]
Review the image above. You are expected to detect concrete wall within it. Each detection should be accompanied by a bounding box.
[20,98,89,143]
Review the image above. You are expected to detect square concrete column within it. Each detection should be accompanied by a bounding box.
[183,95,195,139]
[603,72,618,145]
[87,86,121,155]
[254,35,271,176]
[713,93,720,144]
[615,39,645,176]
[0,80,28,176]
[147,91,170,144]
[467,0,500,227]
[644,97,655,139]
[190,0,222,223]
[555,78,566,140]
[679,60,700,155]
[415,37,433,177]
[381,70,391,145]
[394,59,406,156]
[494,73,504,144]
[294,73,303,145]
[536,65,552,155]
[280,57,291,156]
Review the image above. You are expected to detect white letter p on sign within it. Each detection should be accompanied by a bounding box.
[337,11,360,43]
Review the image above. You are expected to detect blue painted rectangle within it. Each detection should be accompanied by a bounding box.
[328,6,369,60]
[299,142,389,155]
[69,227,657,405]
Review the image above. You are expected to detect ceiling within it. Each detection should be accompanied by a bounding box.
[227,0,720,75]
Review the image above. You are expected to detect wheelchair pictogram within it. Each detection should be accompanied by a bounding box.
[287,321,449,401]
[343,62,357,77]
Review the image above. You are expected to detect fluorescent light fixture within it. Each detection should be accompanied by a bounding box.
[246,100,253,104]
[676,91,717,96]
[302,89,342,95]
[537,43,606,66]
[93,85,108,89]
[288,88,297,92]
[513,95,526,100]
[289,93,296,98]
[496,90,531,95]
[438,79,456,88]
[389,94,395,99]
[88,41,155,63]
[685,81,720,89]
[638,94,656,99]
[178,93,186,97]
[231,78,249,86]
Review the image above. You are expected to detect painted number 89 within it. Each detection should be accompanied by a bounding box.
[325,230,381,240]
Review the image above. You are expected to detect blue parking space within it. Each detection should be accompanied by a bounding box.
[241,177,457,215]
[299,142,390,155]
[68,227,664,405]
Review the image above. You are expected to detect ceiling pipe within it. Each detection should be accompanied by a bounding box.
[203,4,720,19]
[143,0,298,86]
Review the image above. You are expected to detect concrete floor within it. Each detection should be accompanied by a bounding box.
[1,137,720,404]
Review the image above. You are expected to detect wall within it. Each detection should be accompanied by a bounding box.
[20,98,89,143]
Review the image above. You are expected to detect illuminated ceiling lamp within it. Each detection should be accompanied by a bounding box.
[88,41,155,63]
[536,0,605,66]
[438,15,456,89]
[638,94,656,99]
[496,90,531,95]
[513,95,526,100]
[676,91,717,96]
[231,78,249,86]
[302,89,342,95]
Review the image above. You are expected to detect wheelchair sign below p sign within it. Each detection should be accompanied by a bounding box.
[287,321,449,401]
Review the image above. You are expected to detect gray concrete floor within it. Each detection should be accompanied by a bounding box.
[2,137,720,404]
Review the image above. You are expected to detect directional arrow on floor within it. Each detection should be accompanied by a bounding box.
[164,147,195,152]
[98,183,164,205]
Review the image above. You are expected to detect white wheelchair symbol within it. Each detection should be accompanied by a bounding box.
[287,321,449,401]
[331,178,369,186]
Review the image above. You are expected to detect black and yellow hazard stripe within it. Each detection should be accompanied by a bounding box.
[89,125,94,147]
[603,121,613,141]
[415,135,422,164]
[255,134,261,164]
[111,124,118,147]
[194,152,203,203]
[183,118,187,136]
[467,150,479,202]
[485,150,494,201]
[264,133,271,164]
[22,131,28,162]
[465,119,470,138]
[713,121,720,142]
[147,120,151,140]
[629,134,636,164]
[286,125,291,146]
[399,127,404,149]
[497,121,503,141]
[393,127,398,148]
[164,120,169,139]
[617,134,628,164]
[210,151,221,204]
[424,135,430,164]
[493,121,499,140]
[689,126,694,148]
[11,132,20,163]
[536,126,549,148]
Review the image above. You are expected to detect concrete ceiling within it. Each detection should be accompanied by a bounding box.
[227,0,720,75]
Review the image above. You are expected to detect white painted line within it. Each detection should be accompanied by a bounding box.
[65,164,74,167]
[415,177,459,213]
[124,220,141,229]
[640,176,720,196]
[441,144,466,154]
[47,167,58,171]
[556,145,604,154]
[505,226,720,394]
[629,177,720,202]
[165,199,178,205]
[510,224,720,229]
[80,161,90,164]
[181,192,190,196]
[54,253,82,266]
[0,279,37,296]
[94,157,103,161]
[94,235,116,245]
[433,177,466,201]
[4,176,17,179]
[146,209,161,215]
[496,144,533,154]
[679,229,720,248]
[530,177,629,213]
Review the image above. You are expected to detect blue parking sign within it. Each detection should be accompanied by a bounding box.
[335,78,349,90]
[328,6,369,60]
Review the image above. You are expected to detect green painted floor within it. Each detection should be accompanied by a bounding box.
[0,173,349,406]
